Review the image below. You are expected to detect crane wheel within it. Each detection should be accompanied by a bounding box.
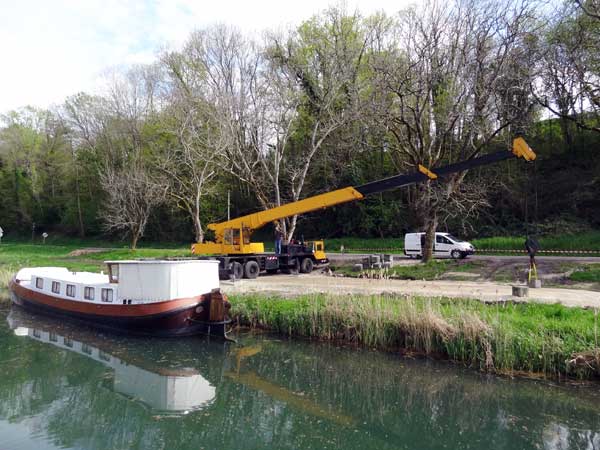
[229,262,244,280]
[300,258,314,274]
[244,260,260,279]
[284,258,299,275]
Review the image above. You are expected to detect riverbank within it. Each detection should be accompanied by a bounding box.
[230,293,600,380]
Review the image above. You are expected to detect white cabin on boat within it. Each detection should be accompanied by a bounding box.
[15,259,220,305]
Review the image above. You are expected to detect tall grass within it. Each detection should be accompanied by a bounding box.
[0,267,13,291]
[230,293,600,379]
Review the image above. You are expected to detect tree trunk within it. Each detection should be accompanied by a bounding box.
[74,163,85,237]
[193,212,204,243]
[422,214,438,263]
[131,228,139,250]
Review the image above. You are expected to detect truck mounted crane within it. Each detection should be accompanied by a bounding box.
[192,138,536,279]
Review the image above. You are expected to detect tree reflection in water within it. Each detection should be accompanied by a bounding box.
[0,304,599,450]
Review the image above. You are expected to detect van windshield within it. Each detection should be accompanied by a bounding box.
[445,234,463,243]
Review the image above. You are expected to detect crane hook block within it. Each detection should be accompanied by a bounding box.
[512,137,536,161]
[418,164,438,180]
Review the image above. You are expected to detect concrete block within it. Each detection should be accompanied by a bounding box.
[371,262,382,269]
[352,264,364,272]
[512,285,529,297]
[528,279,542,288]
[382,262,391,269]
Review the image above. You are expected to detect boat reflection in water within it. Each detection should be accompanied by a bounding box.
[7,308,217,414]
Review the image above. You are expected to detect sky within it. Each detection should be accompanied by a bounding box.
[0,0,414,113]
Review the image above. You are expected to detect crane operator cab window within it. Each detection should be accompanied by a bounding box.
[224,228,241,246]
[242,227,251,245]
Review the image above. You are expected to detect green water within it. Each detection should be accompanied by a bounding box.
[1,303,599,450]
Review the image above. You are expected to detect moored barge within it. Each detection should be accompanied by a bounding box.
[8,259,231,337]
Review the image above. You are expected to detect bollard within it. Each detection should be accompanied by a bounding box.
[528,279,542,288]
[512,285,529,297]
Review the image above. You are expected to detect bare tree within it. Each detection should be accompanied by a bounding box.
[575,0,600,20]
[160,45,231,242]
[533,2,600,134]
[100,165,167,249]
[368,0,537,261]
[174,26,303,238]
[265,7,369,239]
[97,65,165,247]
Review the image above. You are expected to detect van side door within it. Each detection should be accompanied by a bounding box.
[435,235,452,257]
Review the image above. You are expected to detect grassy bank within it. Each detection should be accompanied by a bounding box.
[0,240,189,289]
[570,264,600,283]
[332,260,481,280]
[230,293,600,379]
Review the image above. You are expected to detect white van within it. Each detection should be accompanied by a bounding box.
[404,232,475,259]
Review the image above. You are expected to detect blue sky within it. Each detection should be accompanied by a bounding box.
[0,0,412,113]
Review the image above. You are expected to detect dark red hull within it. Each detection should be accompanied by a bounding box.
[9,279,231,337]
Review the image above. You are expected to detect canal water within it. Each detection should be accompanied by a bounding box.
[1,303,599,450]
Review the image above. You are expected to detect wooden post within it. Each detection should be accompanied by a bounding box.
[209,288,225,322]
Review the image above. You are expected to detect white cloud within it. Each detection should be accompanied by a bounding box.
[0,0,413,113]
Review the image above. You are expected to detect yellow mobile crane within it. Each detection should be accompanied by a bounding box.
[192,138,536,279]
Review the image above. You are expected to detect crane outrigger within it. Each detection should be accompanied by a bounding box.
[192,138,536,279]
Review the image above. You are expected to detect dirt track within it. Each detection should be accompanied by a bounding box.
[221,273,600,308]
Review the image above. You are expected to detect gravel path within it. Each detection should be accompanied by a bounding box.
[221,273,600,308]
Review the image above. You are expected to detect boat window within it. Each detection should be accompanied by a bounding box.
[66,284,76,297]
[49,332,57,342]
[108,264,119,283]
[51,281,60,294]
[101,288,113,303]
[36,277,44,289]
[82,344,92,355]
[63,337,73,348]
[84,287,95,300]
[33,329,41,338]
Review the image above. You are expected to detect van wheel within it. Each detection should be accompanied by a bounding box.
[229,262,244,280]
[244,260,260,279]
[451,250,461,260]
[300,258,314,274]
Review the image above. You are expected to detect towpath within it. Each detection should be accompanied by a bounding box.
[221,273,600,308]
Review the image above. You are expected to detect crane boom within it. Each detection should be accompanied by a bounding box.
[192,138,535,255]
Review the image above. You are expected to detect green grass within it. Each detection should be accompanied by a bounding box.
[230,293,600,379]
[319,231,600,253]
[472,231,600,251]
[0,240,190,289]
[570,264,600,283]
